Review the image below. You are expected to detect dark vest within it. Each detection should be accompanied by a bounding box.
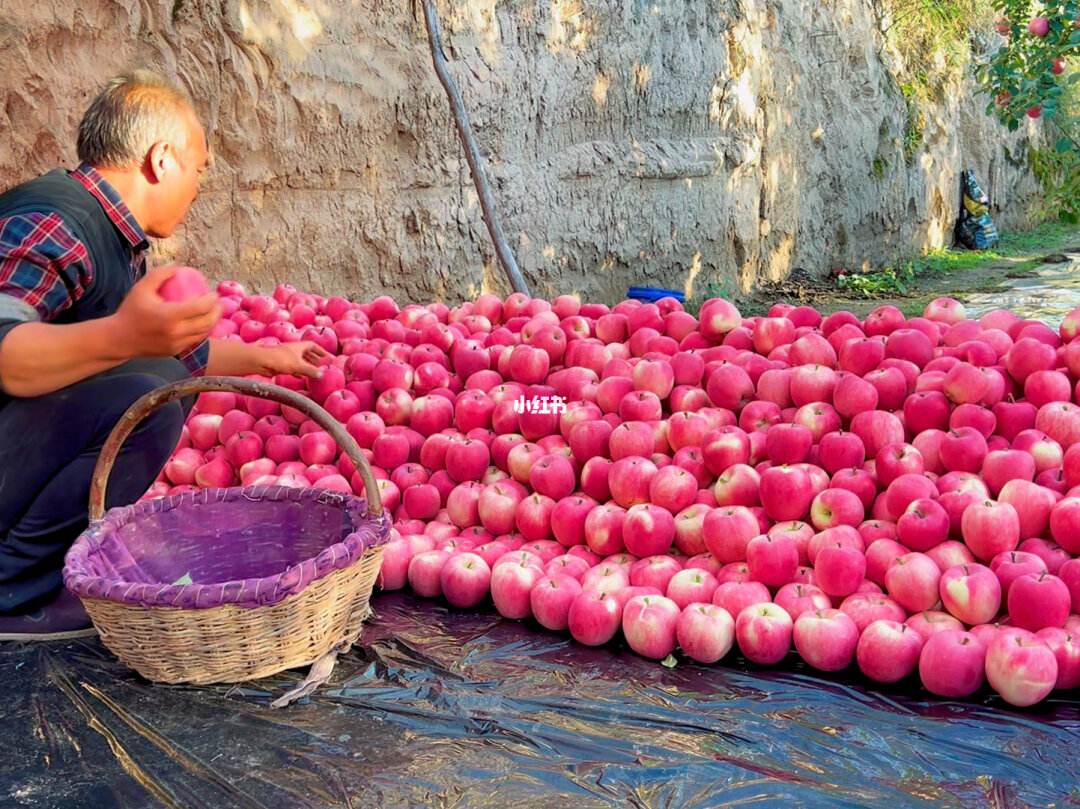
[0,169,140,325]
[0,170,141,409]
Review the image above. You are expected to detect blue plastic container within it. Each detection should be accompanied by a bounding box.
[626,286,685,303]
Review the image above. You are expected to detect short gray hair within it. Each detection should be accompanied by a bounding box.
[77,70,195,168]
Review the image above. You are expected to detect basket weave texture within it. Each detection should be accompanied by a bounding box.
[63,485,388,685]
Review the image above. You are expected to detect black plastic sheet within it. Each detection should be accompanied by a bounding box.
[1,593,1078,808]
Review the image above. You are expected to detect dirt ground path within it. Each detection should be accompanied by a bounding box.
[737,226,1080,318]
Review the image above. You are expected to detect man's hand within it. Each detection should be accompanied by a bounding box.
[206,339,331,379]
[113,267,221,357]
[254,341,331,379]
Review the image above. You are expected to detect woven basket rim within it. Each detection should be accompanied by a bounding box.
[63,484,389,610]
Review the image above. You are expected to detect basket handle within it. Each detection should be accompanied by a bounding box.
[88,375,383,521]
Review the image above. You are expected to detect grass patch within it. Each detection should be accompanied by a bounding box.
[995,221,1080,254]
[880,1,994,163]
[900,84,927,162]
[835,221,1079,298]
[881,1,995,99]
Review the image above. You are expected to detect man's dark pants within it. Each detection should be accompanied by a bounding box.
[0,358,192,613]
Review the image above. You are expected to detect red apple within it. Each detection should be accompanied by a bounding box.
[735,602,794,664]
[528,454,576,499]
[546,553,590,581]
[440,552,492,608]
[943,362,989,405]
[833,373,878,419]
[772,582,830,622]
[531,574,584,631]
[992,550,1049,597]
[998,479,1057,540]
[985,631,1058,707]
[490,554,544,619]
[1036,401,1080,449]
[648,465,698,513]
[960,499,1020,562]
[160,266,210,303]
[1035,627,1080,690]
[885,552,942,613]
[864,538,905,586]
[663,567,717,609]
[851,410,905,458]
[856,619,925,683]
[897,498,949,552]
[676,603,735,663]
[818,432,866,474]
[514,493,556,540]
[622,595,681,659]
[839,592,906,633]
[1008,572,1071,631]
[711,579,769,618]
[875,443,924,488]
[554,563,617,627]
[712,464,762,508]
[609,456,659,507]
[939,427,988,473]
[1027,15,1050,36]
[629,555,684,592]
[789,364,838,407]
[1018,537,1070,574]
[1050,497,1080,553]
[884,473,938,519]
[549,494,597,548]
[702,506,760,562]
[926,540,975,572]
[584,503,628,555]
[622,504,676,557]
[746,534,799,587]
[794,608,859,672]
[830,468,877,511]
[699,299,742,342]
[478,480,527,535]
[810,488,864,530]
[815,543,867,598]
[706,363,754,410]
[408,549,453,598]
[939,563,1001,625]
[919,629,986,697]
[905,610,964,641]
[756,465,813,522]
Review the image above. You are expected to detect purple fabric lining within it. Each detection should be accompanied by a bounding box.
[63,485,389,609]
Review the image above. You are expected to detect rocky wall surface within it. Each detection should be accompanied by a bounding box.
[0,0,1045,303]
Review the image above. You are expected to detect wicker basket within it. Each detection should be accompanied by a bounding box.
[63,376,389,700]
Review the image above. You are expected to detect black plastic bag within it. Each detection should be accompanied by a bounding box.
[955,168,1000,250]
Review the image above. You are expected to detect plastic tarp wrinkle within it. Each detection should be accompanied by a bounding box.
[1,593,1077,807]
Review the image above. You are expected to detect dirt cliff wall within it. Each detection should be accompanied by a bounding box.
[0,0,1043,303]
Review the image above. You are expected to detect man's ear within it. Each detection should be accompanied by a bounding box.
[146,142,176,183]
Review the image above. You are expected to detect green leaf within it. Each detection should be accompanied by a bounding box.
[172,572,193,585]
[661,654,678,668]
[1057,137,1075,153]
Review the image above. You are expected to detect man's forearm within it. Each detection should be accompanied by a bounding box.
[206,338,267,377]
[0,318,131,397]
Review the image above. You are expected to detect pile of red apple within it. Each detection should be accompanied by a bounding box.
[148,281,1080,707]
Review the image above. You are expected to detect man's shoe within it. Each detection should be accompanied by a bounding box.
[0,588,97,641]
